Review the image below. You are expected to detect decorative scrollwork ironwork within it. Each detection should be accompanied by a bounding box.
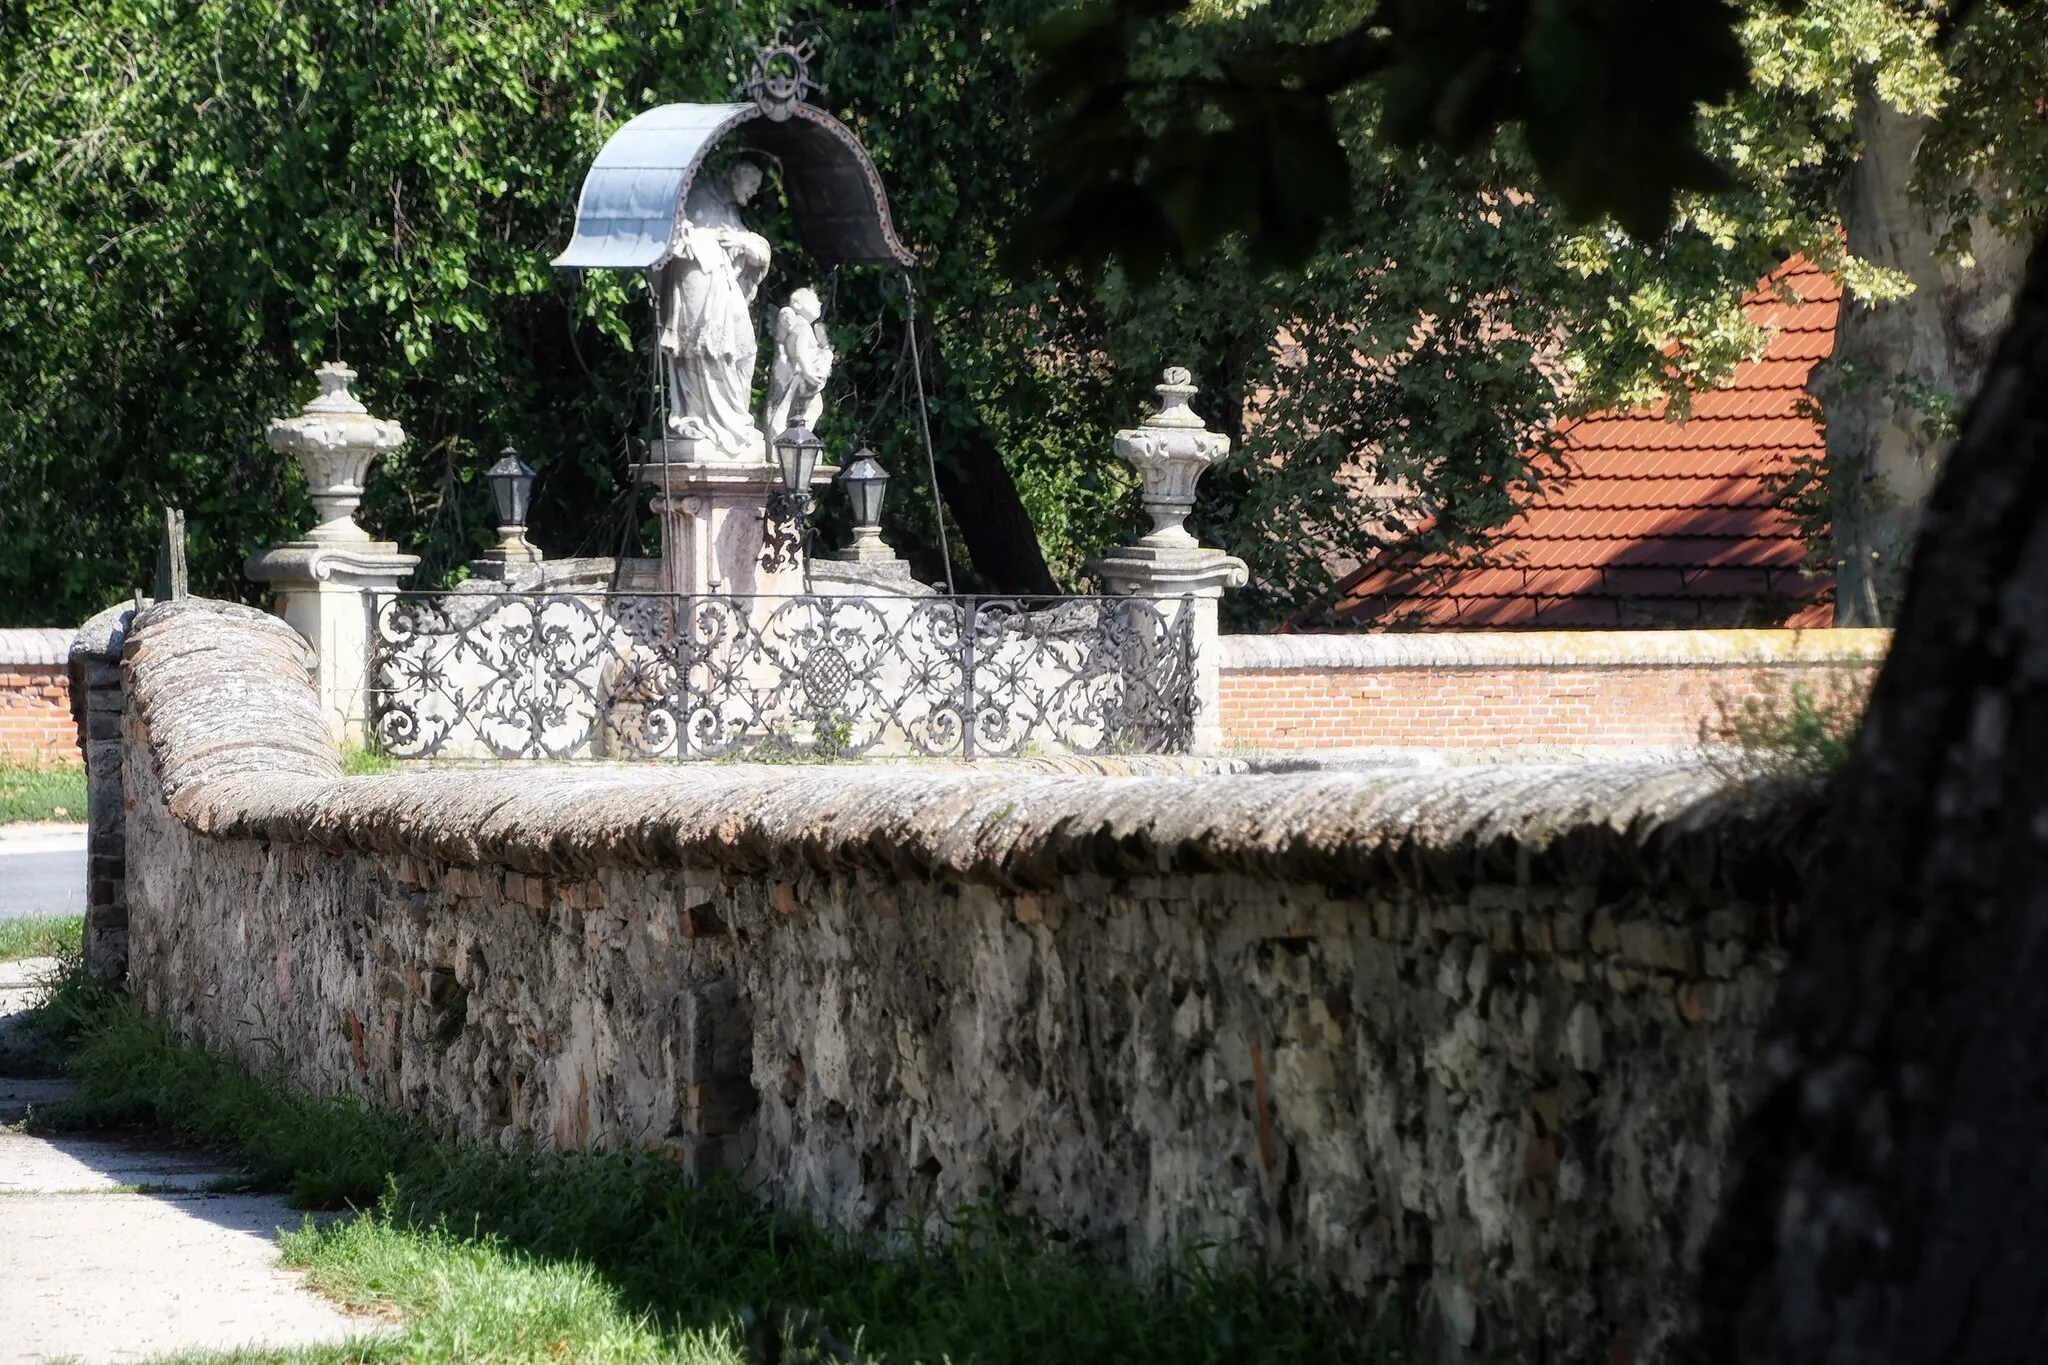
[368,591,1196,762]
[759,490,811,572]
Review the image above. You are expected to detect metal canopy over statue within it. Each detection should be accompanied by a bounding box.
[552,40,920,595]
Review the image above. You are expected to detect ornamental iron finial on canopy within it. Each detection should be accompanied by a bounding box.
[745,35,823,122]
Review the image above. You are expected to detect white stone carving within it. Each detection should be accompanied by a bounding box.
[764,287,834,440]
[265,361,406,544]
[250,359,417,742]
[1114,367,1231,549]
[1089,365,1247,757]
[659,164,773,461]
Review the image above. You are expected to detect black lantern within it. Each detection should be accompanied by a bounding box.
[771,423,824,495]
[839,449,889,530]
[762,424,824,573]
[486,446,537,530]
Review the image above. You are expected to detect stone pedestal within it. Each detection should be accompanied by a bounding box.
[247,543,419,743]
[837,524,901,566]
[469,530,542,582]
[246,361,416,744]
[1092,545,1245,756]
[1087,368,1248,756]
[632,440,837,597]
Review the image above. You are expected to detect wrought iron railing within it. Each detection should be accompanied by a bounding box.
[367,592,1197,761]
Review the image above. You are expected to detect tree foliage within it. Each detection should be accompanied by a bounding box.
[1021,0,2048,622]
[1020,0,1749,273]
[0,0,748,619]
[0,0,1760,627]
[0,0,1161,621]
[8,0,2042,630]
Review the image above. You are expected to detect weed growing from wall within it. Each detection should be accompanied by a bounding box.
[1704,672,1870,782]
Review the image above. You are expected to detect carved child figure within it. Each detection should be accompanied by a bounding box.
[764,287,833,440]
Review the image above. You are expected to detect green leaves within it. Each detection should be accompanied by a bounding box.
[0,0,783,619]
[1021,0,1750,275]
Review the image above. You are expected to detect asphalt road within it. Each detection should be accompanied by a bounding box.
[0,827,86,919]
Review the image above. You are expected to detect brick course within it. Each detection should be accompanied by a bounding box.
[0,647,79,766]
[1219,629,1888,753]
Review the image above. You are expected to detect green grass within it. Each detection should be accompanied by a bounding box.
[340,742,399,777]
[0,761,87,823]
[0,914,82,961]
[27,959,1409,1365]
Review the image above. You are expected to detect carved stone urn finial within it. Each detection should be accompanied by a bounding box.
[266,361,407,544]
[1114,366,1231,549]
[1088,362,1248,758]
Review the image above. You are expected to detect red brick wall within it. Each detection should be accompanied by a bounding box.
[0,662,78,765]
[1218,630,1888,753]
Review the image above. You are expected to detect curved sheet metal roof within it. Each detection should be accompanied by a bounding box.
[552,101,916,271]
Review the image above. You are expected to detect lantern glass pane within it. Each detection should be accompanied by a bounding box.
[841,452,889,527]
[486,450,536,527]
[773,425,822,493]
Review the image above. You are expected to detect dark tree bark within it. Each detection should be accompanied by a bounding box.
[1689,228,2048,1363]
[931,427,1058,596]
[1816,89,2029,627]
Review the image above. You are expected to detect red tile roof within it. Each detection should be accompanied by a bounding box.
[1332,258,1838,629]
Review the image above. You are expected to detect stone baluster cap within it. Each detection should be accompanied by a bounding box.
[266,361,407,545]
[1089,364,1248,597]
[248,360,417,590]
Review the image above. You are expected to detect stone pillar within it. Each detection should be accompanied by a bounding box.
[68,603,137,981]
[1087,368,1248,757]
[246,361,418,743]
[632,436,836,597]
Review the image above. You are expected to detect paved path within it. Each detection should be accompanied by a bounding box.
[0,824,86,919]
[0,958,376,1364]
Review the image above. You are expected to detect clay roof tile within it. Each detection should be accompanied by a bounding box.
[1333,256,1838,628]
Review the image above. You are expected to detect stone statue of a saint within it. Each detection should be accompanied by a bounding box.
[764,287,833,439]
[658,163,772,460]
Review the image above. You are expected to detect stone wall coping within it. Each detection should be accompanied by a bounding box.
[125,599,1822,893]
[0,628,78,667]
[1218,628,1893,672]
[72,603,144,664]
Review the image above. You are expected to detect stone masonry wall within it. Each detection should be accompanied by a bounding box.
[110,600,1825,1365]
[1218,630,1888,755]
[0,629,80,765]
[72,607,137,978]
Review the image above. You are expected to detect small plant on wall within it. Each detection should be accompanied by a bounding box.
[1704,673,1870,782]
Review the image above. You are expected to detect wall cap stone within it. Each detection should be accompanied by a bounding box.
[1,628,78,668]
[125,599,1824,894]
[71,604,147,666]
[1219,628,1893,672]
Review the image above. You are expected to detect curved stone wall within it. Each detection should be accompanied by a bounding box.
[110,599,1821,1364]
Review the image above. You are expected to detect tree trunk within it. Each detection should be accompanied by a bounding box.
[1687,228,2048,1363]
[930,427,1058,595]
[1815,87,2029,625]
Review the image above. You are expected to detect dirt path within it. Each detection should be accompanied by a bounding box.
[0,957,376,1364]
